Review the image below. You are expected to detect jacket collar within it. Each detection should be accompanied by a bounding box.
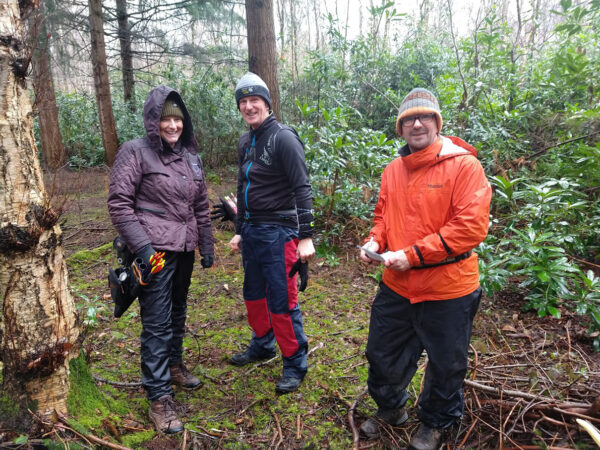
[250,114,277,139]
[159,140,184,165]
[402,137,443,171]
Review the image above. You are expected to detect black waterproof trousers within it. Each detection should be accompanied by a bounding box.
[139,251,194,401]
[365,282,481,429]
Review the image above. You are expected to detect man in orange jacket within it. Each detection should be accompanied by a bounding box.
[359,88,492,449]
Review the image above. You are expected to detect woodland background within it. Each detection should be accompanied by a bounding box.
[1,0,600,448]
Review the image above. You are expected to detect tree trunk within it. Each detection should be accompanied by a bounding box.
[116,0,135,112]
[31,0,66,170]
[313,0,320,49]
[277,0,285,52]
[289,0,297,98]
[245,0,281,120]
[0,0,80,421]
[89,0,119,166]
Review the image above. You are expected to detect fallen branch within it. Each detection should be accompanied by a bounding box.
[458,417,479,448]
[181,429,188,450]
[296,414,302,440]
[273,412,284,449]
[552,406,600,424]
[57,412,132,450]
[529,130,600,160]
[464,379,591,409]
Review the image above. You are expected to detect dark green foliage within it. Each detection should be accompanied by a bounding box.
[161,64,244,167]
[33,0,600,346]
[296,105,398,248]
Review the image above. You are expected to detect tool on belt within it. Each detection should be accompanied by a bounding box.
[108,236,140,318]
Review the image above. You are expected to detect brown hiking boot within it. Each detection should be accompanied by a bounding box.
[149,395,183,434]
[170,363,202,389]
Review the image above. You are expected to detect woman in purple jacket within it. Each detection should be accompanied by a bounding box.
[108,86,213,434]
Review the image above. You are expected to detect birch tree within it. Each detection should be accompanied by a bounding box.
[0,0,80,422]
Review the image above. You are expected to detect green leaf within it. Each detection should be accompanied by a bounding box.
[560,0,572,12]
[547,306,561,318]
[14,436,28,445]
[537,271,550,282]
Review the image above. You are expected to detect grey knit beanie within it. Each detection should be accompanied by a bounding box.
[396,88,443,136]
[235,72,271,109]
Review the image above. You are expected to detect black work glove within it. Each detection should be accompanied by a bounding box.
[210,198,236,222]
[288,258,309,292]
[201,253,214,268]
[132,244,155,285]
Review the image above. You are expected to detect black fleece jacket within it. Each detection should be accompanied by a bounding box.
[235,115,314,239]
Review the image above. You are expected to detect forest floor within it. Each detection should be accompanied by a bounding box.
[12,168,600,449]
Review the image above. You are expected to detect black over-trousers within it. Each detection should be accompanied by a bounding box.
[139,251,195,401]
[365,282,481,429]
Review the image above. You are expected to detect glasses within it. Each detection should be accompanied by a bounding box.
[401,113,436,127]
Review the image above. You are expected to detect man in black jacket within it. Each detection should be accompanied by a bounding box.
[228,72,315,394]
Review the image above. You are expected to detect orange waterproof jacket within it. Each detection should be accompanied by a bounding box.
[369,136,492,303]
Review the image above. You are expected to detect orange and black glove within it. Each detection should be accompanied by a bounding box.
[132,244,165,285]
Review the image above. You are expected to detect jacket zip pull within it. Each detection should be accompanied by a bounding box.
[244,135,256,214]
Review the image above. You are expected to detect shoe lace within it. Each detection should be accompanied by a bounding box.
[160,396,178,421]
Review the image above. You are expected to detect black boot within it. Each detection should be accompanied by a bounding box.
[230,348,276,366]
[409,423,444,450]
[359,408,408,439]
[275,376,303,394]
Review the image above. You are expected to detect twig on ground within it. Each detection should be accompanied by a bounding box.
[319,326,363,337]
[237,398,262,416]
[273,412,284,449]
[296,414,302,440]
[270,429,279,448]
[348,386,369,450]
[56,412,132,450]
[308,341,324,356]
[181,429,188,450]
[464,379,591,409]
[458,417,479,448]
[186,425,221,439]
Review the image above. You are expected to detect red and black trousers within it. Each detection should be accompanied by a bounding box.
[241,222,308,379]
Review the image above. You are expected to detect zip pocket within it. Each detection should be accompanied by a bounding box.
[136,206,166,216]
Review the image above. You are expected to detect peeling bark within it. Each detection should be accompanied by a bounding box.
[0,0,80,419]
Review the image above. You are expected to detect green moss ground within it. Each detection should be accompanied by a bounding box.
[64,233,396,448]
[56,184,599,448]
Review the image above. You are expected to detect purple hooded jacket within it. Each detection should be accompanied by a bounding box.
[107,85,213,256]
